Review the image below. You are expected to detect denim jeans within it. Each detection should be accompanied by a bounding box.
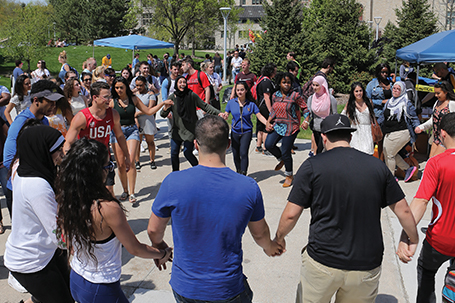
[70,270,128,303]
[173,279,253,303]
[417,239,454,303]
[0,165,12,220]
[215,65,222,78]
[265,130,298,174]
[171,138,198,171]
[231,132,252,173]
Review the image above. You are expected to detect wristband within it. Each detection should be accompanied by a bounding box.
[303,120,309,125]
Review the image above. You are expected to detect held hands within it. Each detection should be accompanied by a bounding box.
[263,237,286,257]
[414,126,422,134]
[396,232,418,264]
[218,112,228,120]
[156,247,173,270]
[163,99,173,110]
[300,120,309,130]
[266,122,273,132]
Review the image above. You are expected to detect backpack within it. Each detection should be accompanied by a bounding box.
[186,71,217,107]
[251,75,268,103]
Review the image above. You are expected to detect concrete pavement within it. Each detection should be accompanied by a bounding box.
[0,116,449,303]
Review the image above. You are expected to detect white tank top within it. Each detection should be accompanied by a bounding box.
[70,233,122,283]
[70,95,86,115]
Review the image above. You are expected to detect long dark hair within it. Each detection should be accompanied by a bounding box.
[234,81,255,103]
[56,138,124,264]
[14,74,30,101]
[112,76,133,100]
[434,80,455,101]
[63,77,80,99]
[346,82,375,124]
[374,63,391,85]
[121,67,133,84]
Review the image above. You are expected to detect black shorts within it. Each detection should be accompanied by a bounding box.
[105,169,115,186]
[257,104,270,132]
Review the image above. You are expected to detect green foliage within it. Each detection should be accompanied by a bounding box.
[249,0,305,75]
[144,0,236,55]
[49,0,129,43]
[1,3,53,72]
[378,0,438,67]
[250,0,374,93]
[298,0,375,93]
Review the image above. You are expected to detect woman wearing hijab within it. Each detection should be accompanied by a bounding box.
[378,81,420,182]
[160,76,223,171]
[4,124,74,303]
[303,75,337,154]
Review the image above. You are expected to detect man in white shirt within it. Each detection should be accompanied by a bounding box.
[231,51,243,83]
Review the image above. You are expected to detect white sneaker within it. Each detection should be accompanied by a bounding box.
[193,149,199,156]
[8,272,28,293]
[141,141,148,152]
[140,144,145,153]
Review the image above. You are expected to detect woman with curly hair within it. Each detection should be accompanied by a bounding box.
[5,74,32,124]
[415,80,455,158]
[63,77,88,115]
[342,82,376,155]
[265,72,307,187]
[56,138,172,303]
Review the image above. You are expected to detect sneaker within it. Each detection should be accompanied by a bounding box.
[140,144,146,153]
[255,146,263,153]
[404,166,418,182]
[263,150,273,157]
[193,149,199,156]
[135,161,141,170]
[150,161,157,169]
[308,150,314,157]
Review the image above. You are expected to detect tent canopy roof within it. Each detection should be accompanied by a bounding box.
[94,35,173,50]
[396,29,455,64]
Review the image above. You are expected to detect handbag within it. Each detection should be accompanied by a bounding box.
[371,117,383,143]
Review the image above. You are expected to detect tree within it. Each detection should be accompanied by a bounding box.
[379,0,438,67]
[249,0,305,76]
[2,3,53,72]
[299,0,374,93]
[49,0,129,43]
[143,0,236,55]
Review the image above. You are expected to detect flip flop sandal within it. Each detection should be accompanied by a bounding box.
[129,194,137,203]
[0,222,4,234]
[119,192,128,201]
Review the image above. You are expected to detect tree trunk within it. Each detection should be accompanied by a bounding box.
[26,59,31,74]
[174,38,180,56]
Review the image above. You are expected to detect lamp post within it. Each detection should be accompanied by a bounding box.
[374,16,382,41]
[220,7,231,85]
[53,22,56,40]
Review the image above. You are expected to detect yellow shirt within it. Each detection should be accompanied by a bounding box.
[102,56,112,67]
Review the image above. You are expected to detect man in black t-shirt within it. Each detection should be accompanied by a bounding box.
[273,114,418,303]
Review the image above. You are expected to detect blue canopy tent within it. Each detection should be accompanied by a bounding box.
[93,35,174,64]
[395,29,455,103]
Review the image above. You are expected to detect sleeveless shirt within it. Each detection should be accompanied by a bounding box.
[78,107,114,148]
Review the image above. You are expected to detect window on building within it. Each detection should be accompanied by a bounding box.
[241,0,246,4]
[252,0,262,4]
[142,13,153,26]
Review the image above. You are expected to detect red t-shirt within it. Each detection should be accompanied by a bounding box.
[78,107,114,149]
[186,71,210,102]
[415,148,455,256]
[234,72,257,89]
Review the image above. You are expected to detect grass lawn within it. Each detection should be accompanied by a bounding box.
[219,85,345,140]
[0,46,208,90]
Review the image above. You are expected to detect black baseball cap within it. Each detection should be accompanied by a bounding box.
[321,114,356,134]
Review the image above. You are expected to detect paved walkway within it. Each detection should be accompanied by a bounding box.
[0,117,449,303]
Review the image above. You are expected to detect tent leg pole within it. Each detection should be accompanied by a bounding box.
[92,44,94,58]
[394,58,397,77]
[132,50,135,68]
[416,64,420,108]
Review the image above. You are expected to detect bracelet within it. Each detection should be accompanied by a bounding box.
[303,120,309,125]
[160,249,167,260]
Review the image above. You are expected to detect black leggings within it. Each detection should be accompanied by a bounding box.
[313,130,324,154]
[231,131,252,173]
[11,249,74,303]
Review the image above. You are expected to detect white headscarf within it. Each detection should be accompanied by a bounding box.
[385,81,408,122]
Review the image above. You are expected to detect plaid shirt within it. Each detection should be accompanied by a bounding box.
[269,91,308,136]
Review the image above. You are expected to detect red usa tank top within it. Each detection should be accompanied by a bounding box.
[78,107,114,148]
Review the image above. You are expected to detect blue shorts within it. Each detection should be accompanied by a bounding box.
[110,125,139,144]
[70,269,128,303]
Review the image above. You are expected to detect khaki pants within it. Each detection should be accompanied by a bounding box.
[383,129,411,174]
[296,250,381,303]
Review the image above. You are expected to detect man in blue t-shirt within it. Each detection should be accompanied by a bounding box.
[2,80,63,216]
[148,115,281,303]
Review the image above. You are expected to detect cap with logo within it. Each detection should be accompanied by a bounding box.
[321,114,356,134]
[30,88,65,102]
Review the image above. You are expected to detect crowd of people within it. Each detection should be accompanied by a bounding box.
[0,49,454,303]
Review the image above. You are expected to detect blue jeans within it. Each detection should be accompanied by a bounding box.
[417,239,454,303]
[173,279,253,303]
[70,270,128,303]
[171,138,198,171]
[232,68,240,82]
[231,132,252,173]
[0,165,12,220]
[265,130,299,174]
[215,65,222,78]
